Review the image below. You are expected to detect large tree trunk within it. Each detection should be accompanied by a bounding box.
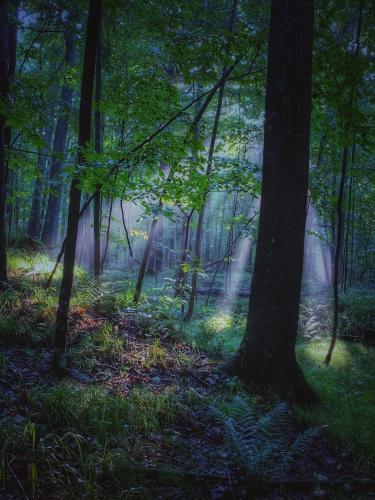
[41,24,77,248]
[52,0,102,371]
[0,0,9,283]
[230,0,315,402]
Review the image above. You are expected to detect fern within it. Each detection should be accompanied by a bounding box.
[211,397,319,480]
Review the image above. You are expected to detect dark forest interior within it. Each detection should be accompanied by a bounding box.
[0,0,375,498]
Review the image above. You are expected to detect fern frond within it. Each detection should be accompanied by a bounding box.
[211,397,319,481]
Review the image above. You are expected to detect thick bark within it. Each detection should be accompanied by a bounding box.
[41,24,77,248]
[53,0,102,371]
[230,0,315,402]
[0,0,9,283]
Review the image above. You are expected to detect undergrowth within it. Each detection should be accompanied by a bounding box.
[0,383,188,498]
[2,250,375,495]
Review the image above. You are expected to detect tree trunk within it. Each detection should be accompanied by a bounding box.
[229,0,315,402]
[325,0,364,363]
[325,147,348,363]
[100,196,113,273]
[93,15,102,278]
[184,84,225,321]
[27,123,54,239]
[174,209,194,305]
[53,0,102,372]
[133,213,160,303]
[4,0,19,145]
[184,0,237,321]
[133,162,171,303]
[0,0,9,283]
[41,23,77,248]
[4,0,19,243]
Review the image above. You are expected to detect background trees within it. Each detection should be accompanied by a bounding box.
[0,0,374,380]
[0,0,10,283]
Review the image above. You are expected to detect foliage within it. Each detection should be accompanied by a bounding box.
[212,396,319,480]
[298,299,332,338]
[339,290,375,335]
[183,307,245,356]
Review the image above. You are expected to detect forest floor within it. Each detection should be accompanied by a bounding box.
[0,252,375,499]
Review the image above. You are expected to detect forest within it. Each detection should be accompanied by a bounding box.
[0,0,375,498]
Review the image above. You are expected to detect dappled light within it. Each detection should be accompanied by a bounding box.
[0,0,374,498]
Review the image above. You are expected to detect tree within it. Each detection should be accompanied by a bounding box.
[325,0,365,364]
[93,14,102,278]
[229,0,315,401]
[41,16,77,248]
[27,120,54,238]
[0,0,9,283]
[52,0,102,371]
[184,0,238,321]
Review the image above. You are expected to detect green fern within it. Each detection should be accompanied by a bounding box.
[211,396,319,480]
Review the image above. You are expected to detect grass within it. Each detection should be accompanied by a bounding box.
[38,383,183,441]
[182,307,245,356]
[1,383,188,498]
[3,250,375,485]
[296,339,375,468]
[180,303,375,469]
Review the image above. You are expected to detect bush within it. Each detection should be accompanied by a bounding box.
[340,290,375,335]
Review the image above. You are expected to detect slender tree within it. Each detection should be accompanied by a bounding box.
[229,0,315,401]
[27,121,54,238]
[185,0,237,321]
[0,0,9,283]
[325,0,364,364]
[4,0,19,241]
[93,15,102,277]
[41,19,77,248]
[52,0,102,371]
